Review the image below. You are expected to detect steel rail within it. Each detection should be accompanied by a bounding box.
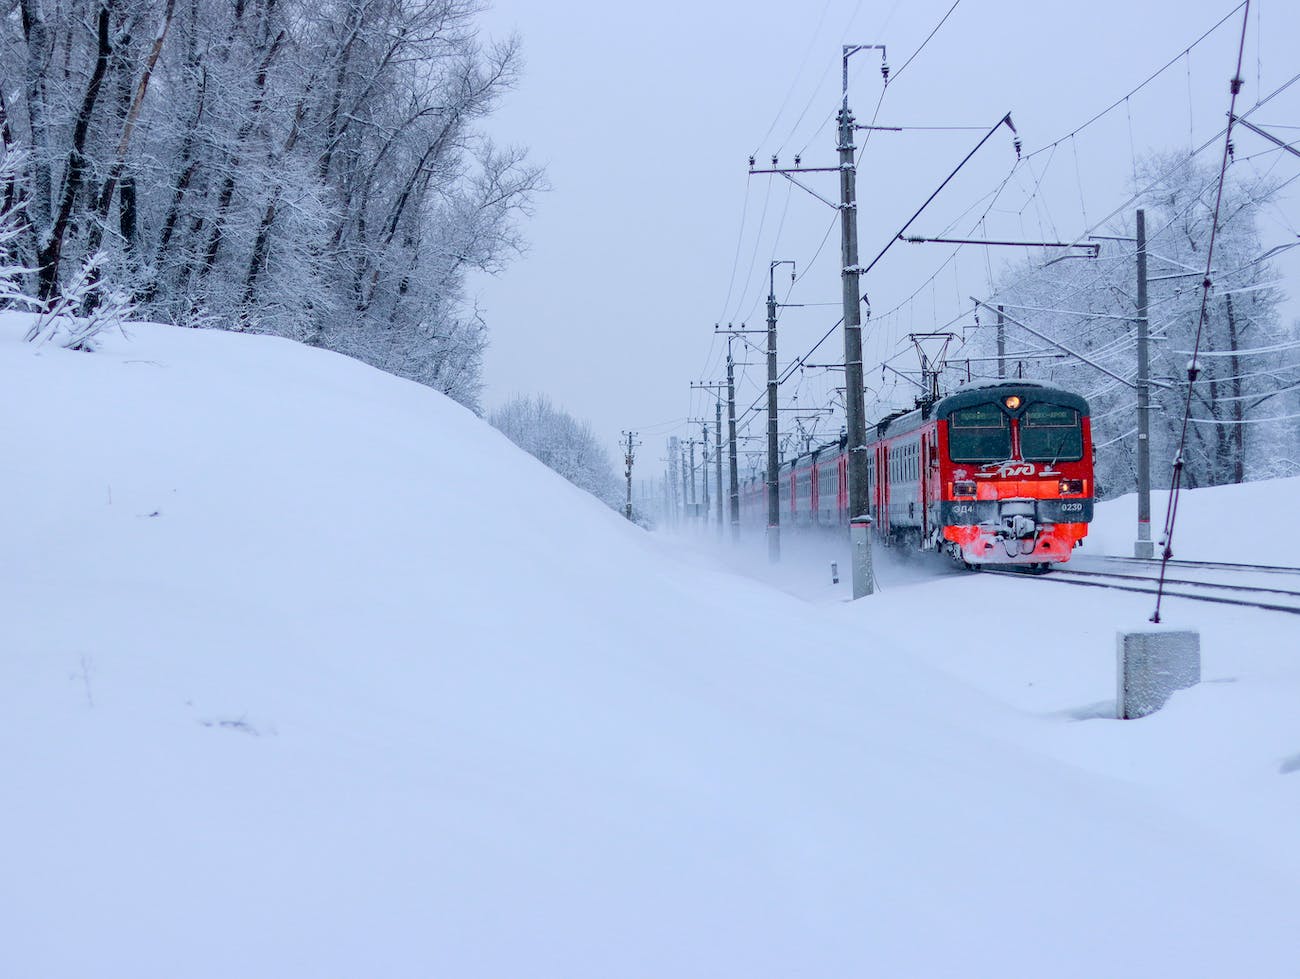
[1053,568,1300,600]
[983,568,1300,615]
[1096,555,1300,576]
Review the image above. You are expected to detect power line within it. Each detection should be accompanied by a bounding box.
[889,0,962,84]
[1153,0,1252,623]
[1021,2,1248,163]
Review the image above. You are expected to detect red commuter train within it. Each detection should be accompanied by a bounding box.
[740,381,1095,568]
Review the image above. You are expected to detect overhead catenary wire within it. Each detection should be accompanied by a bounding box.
[1189,409,1300,424]
[899,14,1292,414]
[695,0,1298,470]
[1153,0,1252,623]
[718,0,979,447]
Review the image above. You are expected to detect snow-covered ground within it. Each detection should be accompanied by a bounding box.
[4,316,1298,978]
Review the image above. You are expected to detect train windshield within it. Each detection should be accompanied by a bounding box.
[947,404,1011,462]
[1019,403,1084,462]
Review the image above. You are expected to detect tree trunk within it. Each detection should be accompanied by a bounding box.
[194,28,285,284]
[35,1,114,302]
[80,0,176,313]
[18,0,52,232]
[241,101,304,313]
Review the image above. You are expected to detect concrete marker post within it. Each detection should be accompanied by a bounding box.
[1117,628,1201,719]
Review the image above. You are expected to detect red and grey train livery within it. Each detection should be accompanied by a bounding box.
[739,382,1095,567]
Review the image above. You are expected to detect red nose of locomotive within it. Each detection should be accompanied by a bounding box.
[937,385,1094,567]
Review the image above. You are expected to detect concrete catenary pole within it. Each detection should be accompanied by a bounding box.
[701,422,711,523]
[622,431,637,521]
[1135,208,1154,559]
[766,266,782,562]
[715,398,724,535]
[726,342,740,540]
[680,444,689,522]
[838,52,875,598]
[688,439,698,515]
[667,436,680,526]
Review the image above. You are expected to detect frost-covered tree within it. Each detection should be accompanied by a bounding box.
[960,152,1299,494]
[0,149,36,308]
[490,395,622,509]
[1,0,541,409]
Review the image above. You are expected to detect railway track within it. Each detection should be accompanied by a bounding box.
[983,560,1300,615]
[1095,555,1300,577]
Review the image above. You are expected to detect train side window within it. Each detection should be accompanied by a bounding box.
[948,404,1011,463]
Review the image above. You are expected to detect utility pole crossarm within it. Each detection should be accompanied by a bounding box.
[1228,114,1300,160]
[901,235,1100,257]
[747,166,843,175]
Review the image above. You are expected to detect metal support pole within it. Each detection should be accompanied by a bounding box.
[997,304,1006,379]
[1134,209,1153,559]
[838,90,874,598]
[766,271,781,563]
[726,344,740,540]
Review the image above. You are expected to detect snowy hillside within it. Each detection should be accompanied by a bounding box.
[4,317,1298,978]
[1089,476,1300,566]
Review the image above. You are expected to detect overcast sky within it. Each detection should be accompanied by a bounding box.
[471,0,1300,466]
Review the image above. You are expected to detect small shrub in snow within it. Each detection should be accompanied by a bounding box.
[24,251,133,351]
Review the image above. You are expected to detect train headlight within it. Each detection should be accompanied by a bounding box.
[953,480,977,497]
[1004,395,1022,410]
[1059,478,1083,494]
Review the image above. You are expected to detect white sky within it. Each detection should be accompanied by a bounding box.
[471,0,1300,466]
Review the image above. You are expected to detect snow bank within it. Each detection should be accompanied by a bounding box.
[3,316,1297,978]
[1090,477,1300,565]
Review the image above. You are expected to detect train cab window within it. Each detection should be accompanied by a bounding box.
[1020,403,1083,462]
[948,404,1011,463]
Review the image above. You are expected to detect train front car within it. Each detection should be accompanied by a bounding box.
[935,383,1094,568]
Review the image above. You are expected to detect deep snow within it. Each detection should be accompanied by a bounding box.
[3,316,1298,978]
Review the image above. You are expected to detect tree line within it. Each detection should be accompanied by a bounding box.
[490,394,623,512]
[1,0,541,409]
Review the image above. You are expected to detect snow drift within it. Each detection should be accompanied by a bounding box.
[3,317,1297,978]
